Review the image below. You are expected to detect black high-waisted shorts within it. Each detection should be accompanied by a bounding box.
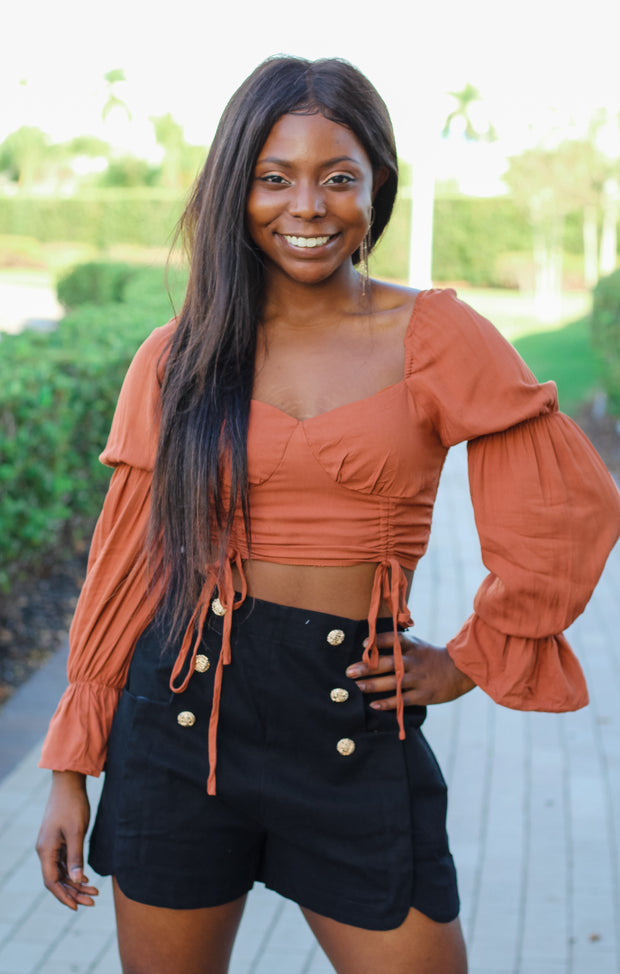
[89,596,459,930]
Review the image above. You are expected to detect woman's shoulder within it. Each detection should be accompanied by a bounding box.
[403,286,518,362]
[370,282,481,333]
[101,319,177,470]
[369,282,497,351]
[369,280,420,316]
[128,318,177,385]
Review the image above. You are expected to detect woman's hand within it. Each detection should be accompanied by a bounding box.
[36,771,99,910]
[346,632,475,708]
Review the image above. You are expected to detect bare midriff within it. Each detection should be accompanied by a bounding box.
[234,559,413,621]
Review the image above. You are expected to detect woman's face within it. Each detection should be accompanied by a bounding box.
[246,112,378,287]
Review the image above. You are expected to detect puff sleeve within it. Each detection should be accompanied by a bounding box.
[409,290,620,711]
[39,321,174,775]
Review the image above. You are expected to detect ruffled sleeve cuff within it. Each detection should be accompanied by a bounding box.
[446,613,589,712]
[39,681,122,776]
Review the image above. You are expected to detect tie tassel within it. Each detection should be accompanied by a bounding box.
[364,558,413,741]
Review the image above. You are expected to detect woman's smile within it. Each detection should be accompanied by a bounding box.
[280,233,334,249]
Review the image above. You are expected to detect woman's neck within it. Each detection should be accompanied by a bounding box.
[261,261,366,328]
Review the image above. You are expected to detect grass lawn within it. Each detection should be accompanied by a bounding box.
[512,317,602,415]
[455,288,602,416]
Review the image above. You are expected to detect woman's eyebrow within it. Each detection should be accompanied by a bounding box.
[256,155,361,167]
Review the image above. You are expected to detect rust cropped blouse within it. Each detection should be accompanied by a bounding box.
[40,289,620,793]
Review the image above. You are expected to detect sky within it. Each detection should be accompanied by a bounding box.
[2,0,620,194]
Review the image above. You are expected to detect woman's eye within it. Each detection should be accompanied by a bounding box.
[259,174,288,184]
[325,173,354,185]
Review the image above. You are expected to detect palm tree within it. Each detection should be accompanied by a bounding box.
[408,83,494,286]
[102,69,131,123]
[442,83,496,142]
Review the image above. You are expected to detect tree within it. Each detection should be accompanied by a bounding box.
[150,113,185,189]
[442,83,496,142]
[408,83,495,286]
[506,124,620,314]
[102,69,132,123]
[505,146,577,320]
[593,109,620,276]
[151,113,206,189]
[0,126,50,188]
[98,155,159,187]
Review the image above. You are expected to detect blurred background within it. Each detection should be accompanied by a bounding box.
[1,0,620,700]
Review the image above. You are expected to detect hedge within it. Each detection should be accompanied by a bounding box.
[591,268,620,411]
[0,190,587,286]
[0,281,175,597]
[57,261,188,311]
[0,190,184,249]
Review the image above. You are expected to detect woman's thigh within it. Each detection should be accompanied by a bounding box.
[113,879,247,974]
[301,904,467,974]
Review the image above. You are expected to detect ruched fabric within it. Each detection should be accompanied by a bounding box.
[39,291,620,783]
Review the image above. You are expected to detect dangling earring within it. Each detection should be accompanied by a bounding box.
[359,206,375,298]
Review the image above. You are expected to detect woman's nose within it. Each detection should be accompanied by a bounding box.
[289,182,327,219]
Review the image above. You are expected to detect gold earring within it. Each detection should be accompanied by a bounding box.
[359,207,375,298]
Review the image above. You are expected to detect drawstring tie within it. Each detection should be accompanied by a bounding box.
[169,554,411,794]
[366,558,413,741]
[169,551,248,795]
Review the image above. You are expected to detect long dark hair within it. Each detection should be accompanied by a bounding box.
[149,55,399,632]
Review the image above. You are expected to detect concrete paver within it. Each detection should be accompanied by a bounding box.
[1,316,619,971]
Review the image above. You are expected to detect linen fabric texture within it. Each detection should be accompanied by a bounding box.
[40,288,620,777]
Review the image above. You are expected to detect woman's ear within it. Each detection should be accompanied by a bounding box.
[372,166,389,197]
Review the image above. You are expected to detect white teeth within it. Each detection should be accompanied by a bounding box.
[283,235,331,248]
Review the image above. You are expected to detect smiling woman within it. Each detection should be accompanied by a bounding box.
[35,55,620,974]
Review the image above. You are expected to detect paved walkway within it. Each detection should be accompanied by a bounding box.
[0,277,62,335]
[1,285,619,973]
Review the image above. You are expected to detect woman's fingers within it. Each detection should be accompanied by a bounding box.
[37,834,82,910]
[346,635,475,706]
[346,654,396,680]
[346,633,427,682]
[36,772,98,909]
[62,829,99,904]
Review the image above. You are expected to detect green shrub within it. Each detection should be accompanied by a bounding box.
[56,260,188,311]
[432,197,531,285]
[57,261,136,308]
[121,264,188,311]
[0,283,175,598]
[591,268,620,411]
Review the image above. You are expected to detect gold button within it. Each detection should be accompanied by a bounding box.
[330,688,349,703]
[211,597,226,616]
[177,711,196,727]
[194,654,210,673]
[337,737,356,756]
[326,628,345,646]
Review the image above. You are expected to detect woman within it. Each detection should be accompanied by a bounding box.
[36,56,620,974]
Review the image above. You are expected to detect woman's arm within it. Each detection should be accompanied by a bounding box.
[39,463,155,774]
[353,289,620,711]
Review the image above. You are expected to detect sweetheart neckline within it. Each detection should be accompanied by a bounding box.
[250,378,407,425]
[249,288,424,424]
